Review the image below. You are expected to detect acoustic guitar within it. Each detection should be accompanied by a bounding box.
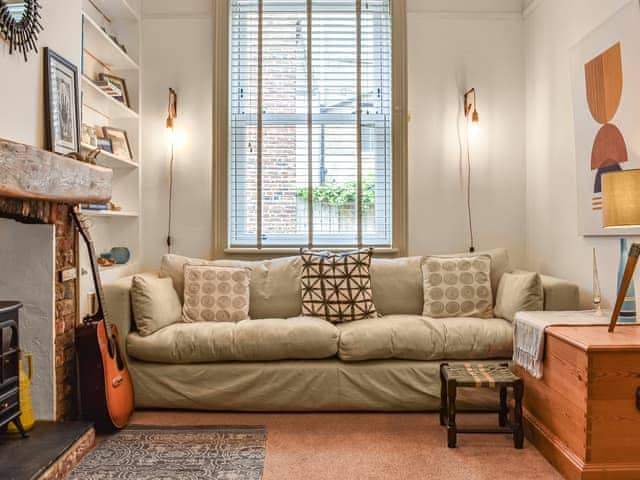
[71,207,133,432]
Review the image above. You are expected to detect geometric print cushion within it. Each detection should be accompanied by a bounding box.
[421,255,493,319]
[300,248,377,323]
[182,264,250,323]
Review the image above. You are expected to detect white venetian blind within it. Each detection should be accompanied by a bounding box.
[229,0,392,248]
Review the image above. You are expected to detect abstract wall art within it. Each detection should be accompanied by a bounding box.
[571,0,640,236]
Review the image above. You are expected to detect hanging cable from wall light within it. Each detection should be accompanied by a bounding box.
[166,88,177,253]
[463,88,480,253]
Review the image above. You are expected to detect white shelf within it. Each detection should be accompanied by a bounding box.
[88,0,140,22]
[81,74,139,119]
[80,143,138,169]
[81,209,139,217]
[82,12,139,70]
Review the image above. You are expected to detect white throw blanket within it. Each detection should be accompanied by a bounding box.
[513,310,610,378]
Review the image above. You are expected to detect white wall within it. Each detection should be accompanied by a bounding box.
[407,6,526,264]
[140,1,213,270]
[0,0,82,147]
[139,0,527,267]
[524,0,634,306]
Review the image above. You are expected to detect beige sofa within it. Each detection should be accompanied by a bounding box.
[104,248,579,411]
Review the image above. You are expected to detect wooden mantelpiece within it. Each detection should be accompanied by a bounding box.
[0,138,112,205]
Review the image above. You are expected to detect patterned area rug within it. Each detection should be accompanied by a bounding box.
[68,425,266,480]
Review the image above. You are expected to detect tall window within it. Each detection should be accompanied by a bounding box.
[229,0,392,248]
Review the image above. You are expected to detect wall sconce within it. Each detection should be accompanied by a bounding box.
[464,88,480,137]
[166,87,177,145]
[166,88,177,252]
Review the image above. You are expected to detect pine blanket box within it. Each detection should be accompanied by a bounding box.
[516,325,640,480]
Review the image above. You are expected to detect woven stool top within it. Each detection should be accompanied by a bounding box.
[442,363,520,388]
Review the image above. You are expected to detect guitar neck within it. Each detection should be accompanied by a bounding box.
[70,209,109,327]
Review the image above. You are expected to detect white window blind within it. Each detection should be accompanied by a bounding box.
[229,0,392,248]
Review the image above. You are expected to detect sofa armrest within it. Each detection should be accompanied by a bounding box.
[540,274,579,311]
[103,274,137,357]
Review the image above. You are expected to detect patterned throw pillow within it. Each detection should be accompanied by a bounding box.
[301,249,377,323]
[182,265,250,323]
[421,255,493,318]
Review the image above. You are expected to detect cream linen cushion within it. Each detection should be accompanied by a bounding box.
[370,257,423,315]
[127,317,339,363]
[182,265,250,322]
[422,255,493,318]
[494,272,544,322]
[337,315,513,362]
[131,274,182,337]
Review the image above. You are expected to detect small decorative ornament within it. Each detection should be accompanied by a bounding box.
[0,0,43,62]
[592,247,603,316]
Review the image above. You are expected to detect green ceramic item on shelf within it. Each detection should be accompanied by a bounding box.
[110,247,130,265]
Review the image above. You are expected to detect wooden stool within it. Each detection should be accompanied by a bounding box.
[439,362,524,449]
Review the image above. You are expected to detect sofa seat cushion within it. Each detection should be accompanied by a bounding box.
[127,317,338,363]
[337,315,513,362]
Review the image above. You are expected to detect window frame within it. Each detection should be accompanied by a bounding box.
[213,0,407,258]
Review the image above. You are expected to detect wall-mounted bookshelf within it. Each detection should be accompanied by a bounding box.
[79,0,142,317]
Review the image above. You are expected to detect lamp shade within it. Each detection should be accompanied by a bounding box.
[602,169,640,227]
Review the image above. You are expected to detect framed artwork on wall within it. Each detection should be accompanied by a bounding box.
[570,0,640,236]
[44,48,80,155]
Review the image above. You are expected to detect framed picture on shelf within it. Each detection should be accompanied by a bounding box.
[102,127,133,160]
[44,48,80,155]
[81,123,98,146]
[98,73,129,107]
[96,137,113,153]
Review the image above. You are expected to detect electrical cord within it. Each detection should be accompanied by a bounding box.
[167,142,175,253]
[466,120,475,253]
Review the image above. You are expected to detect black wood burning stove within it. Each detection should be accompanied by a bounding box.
[0,302,26,436]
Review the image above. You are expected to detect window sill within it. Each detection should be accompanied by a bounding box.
[222,247,400,258]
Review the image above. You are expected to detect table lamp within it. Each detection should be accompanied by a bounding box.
[602,169,640,332]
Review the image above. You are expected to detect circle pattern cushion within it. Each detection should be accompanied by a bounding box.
[182,264,251,323]
[421,255,493,319]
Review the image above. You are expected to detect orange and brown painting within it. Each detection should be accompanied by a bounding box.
[584,42,629,211]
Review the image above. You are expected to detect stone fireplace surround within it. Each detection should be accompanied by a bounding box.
[0,139,112,421]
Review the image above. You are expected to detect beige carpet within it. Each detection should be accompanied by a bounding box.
[131,411,561,480]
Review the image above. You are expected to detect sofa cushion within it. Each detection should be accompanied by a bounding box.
[161,254,303,319]
[131,274,182,337]
[337,315,512,362]
[127,316,338,363]
[301,249,377,323]
[421,255,493,318]
[370,257,423,315]
[494,272,543,322]
[337,315,445,361]
[182,265,251,322]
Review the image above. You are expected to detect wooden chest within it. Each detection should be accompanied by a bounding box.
[516,325,640,480]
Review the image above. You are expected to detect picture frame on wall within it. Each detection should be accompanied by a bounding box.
[98,73,130,107]
[102,126,133,160]
[570,0,640,236]
[44,48,80,155]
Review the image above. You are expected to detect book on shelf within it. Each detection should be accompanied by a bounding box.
[81,203,110,211]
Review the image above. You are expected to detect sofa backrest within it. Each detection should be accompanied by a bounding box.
[160,247,511,319]
[160,254,303,319]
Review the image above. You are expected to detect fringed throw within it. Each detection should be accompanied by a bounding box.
[513,310,609,378]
